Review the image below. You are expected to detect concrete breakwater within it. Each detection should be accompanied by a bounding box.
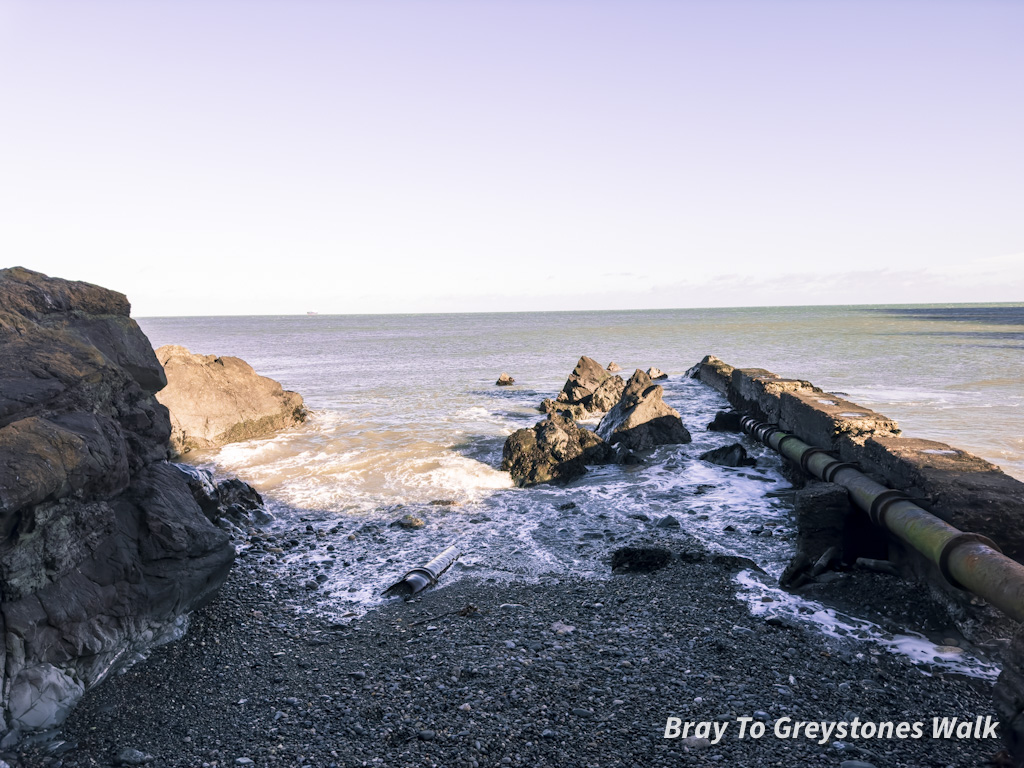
[688,354,1024,763]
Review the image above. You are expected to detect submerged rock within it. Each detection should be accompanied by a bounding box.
[0,267,235,736]
[501,414,614,487]
[155,345,307,455]
[496,372,515,386]
[699,443,757,468]
[596,369,692,450]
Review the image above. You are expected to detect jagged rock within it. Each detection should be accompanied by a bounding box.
[155,345,307,455]
[560,356,610,404]
[607,362,622,372]
[589,375,626,412]
[501,414,614,487]
[539,398,588,421]
[0,268,236,736]
[596,370,692,450]
[496,372,515,386]
[611,546,672,573]
[699,443,756,468]
[707,410,743,432]
[647,367,668,380]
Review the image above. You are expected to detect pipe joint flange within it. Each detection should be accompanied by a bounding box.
[938,533,1003,591]
[740,416,759,435]
[759,423,780,443]
[822,461,859,483]
[799,447,832,473]
[867,489,908,527]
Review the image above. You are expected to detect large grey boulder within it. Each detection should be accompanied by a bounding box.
[0,268,237,736]
[155,345,307,455]
[596,369,692,450]
[501,414,614,487]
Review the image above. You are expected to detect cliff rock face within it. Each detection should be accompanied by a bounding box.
[0,268,235,735]
[155,345,306,455]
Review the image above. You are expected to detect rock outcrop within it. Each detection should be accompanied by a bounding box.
[607,362,622,372]
[0,268,237,736]
[596,370,692,450]
[501,414,614,487]
[496,373,515,386]
[155,345,306,455]
[646,367,668,380]
[541,356,625,420]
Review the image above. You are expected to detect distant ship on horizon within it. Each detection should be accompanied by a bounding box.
[306,311,319,315]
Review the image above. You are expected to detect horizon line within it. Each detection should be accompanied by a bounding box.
[135,299,1024,320]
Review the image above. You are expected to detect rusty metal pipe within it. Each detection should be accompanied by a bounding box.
[383,545,461,599]
[740,416,1024,622]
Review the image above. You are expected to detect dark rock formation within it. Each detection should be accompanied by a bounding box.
[155,345,307,455]
[542,356,625,419]
[0,268,236,735]
[501,415,614,487]
[596,370,692,450]
[779,483,852,589]
[611,546,672,573]
[496,373,515,386]
[172,463,272,532]
[707,410,743,432]
[699,443,756,468]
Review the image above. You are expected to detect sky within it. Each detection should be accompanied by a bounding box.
[1,0,1022,316]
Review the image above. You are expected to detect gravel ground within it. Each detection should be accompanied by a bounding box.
[8,526,1008,768]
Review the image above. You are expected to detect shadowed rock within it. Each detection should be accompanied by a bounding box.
[155,345,307,455]
[0,267,238,736]
[596,369,691,450]
[501,414,614,487]
[699,443,756,468]
[612,546,672,573]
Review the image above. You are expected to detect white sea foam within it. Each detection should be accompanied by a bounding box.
[735,571,1001,680]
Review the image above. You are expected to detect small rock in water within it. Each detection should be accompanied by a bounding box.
[656,515,680,529]
[607,361,622,371]
[391,514,425,530]
[496,372,515,386]
[699,443,756,468]
[647,366,668,379]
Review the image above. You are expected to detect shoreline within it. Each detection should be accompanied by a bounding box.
[15,530,1002,768]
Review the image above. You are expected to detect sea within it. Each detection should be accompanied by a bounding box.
[139,304,1024,679]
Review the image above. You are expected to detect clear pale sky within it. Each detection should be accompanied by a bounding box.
[1,0,1022,316]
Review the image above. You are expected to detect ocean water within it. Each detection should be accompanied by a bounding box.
[138,304,1023,677]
